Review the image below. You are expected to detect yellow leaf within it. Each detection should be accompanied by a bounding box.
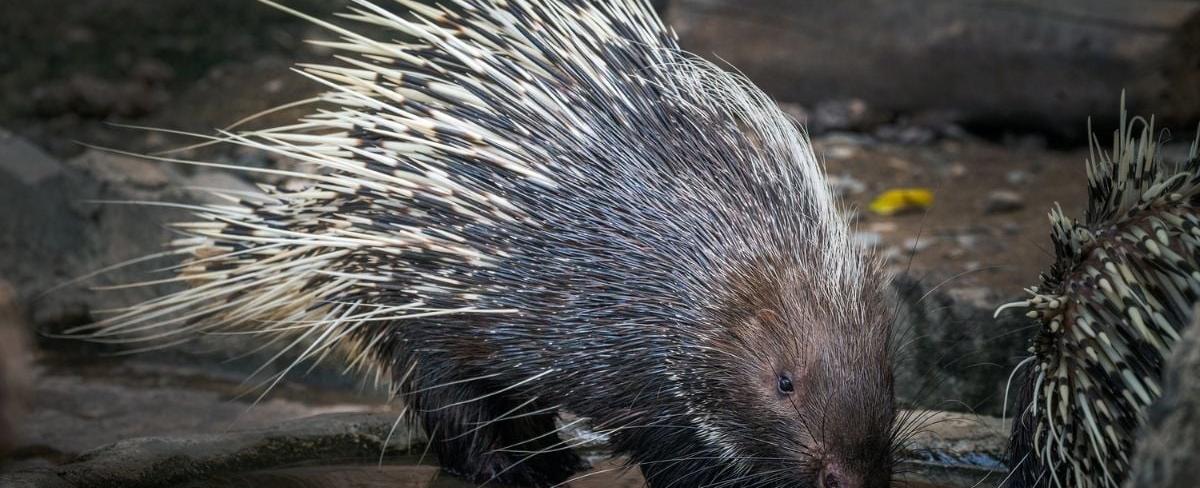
[868,188,934,216]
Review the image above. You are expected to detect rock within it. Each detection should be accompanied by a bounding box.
[852,231,882,249]
[889,275,1031,416]
[946,162,968,178]
[21,364,385,457]
[0,413,420,488]
[954,233,980,249]
[875,123,936,145]
[0,128,65,186]
[0,282,31,457]
[982,190,1024,214]
[0,130,260,333]
[182,170,261,205]
[668,0,1200,142]
[70,150,171,190]
[810,98,891,133]
[826,173,866,196]
[1005,170,1031,185]
[902,236,934,254]
[0,130,179,331]
[1124,307,1200,487]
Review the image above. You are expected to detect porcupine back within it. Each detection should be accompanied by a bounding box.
[1001,104,1200,488]
[73,0,864,424]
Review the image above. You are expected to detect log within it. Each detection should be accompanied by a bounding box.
[669,0,1200,139]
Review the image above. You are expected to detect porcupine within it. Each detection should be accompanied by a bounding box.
[998,103,1200,488]
[72,1,898,487]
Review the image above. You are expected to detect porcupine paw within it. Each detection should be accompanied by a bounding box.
[445,448,590,487]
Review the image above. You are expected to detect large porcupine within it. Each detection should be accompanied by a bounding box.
[74,1,897,487]
[999,104,1200,488]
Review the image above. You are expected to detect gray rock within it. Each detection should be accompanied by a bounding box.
[668,0,1200,141]
[983,190,1024,214]
[69,150,171,190]
[0,129,64,186]
[0,131,263,333]
[1124,307,1200,488]
[0,413,420,488]
[889,275,1032,416]
[875,123,936,145]
[826,173,866,197]
[0,131,182,331]
[181,170,261,205]
[852,231,882,249]
[1005,170,1031,185]
[811,98,890,133]
[21,365,386,458]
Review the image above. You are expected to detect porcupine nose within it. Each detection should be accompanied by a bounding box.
[818,462,856,488]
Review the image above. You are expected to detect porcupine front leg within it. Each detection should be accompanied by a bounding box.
[408,363,589,487]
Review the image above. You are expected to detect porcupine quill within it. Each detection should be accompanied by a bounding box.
[68,1,901,487]
[1000,99,1200,488]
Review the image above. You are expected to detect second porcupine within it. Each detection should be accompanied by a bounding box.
[999,104,1200,488]
[73,1,898,486]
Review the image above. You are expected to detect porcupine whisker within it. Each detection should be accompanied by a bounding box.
[1002,355,1036,426]
[486,417,587,458]
[446,399,553,442]
[397,371,508,396]
[667,461,743,488]
[425,370,555,413]
[707,468,794,488]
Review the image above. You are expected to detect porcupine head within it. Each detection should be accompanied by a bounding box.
[69,1,898,487]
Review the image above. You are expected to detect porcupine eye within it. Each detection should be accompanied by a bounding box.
[777,374,794,395]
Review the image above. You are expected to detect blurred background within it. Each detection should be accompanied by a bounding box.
[1,1,1199,487]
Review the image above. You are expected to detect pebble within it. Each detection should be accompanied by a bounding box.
[902,236,934,253]
[825,145,859,160]
[945,287,999,310]
[826,173,866,196]
[983,190,1025,214]
[955,233,981,249]
[811,98,890,132]
[946,162,968,178]
[866,221,899,233]
[875,124,935,145]
[852,231,882,249]
[1006,170,1031,185]
[880,245,906,264]
[71,149,171,189]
